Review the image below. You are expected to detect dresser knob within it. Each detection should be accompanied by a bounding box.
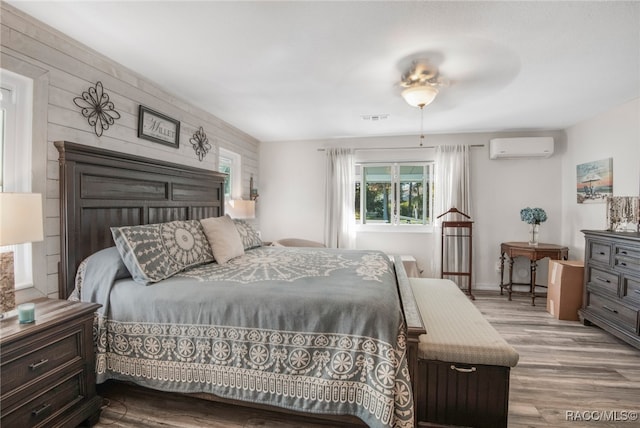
[594,276,610,283]
[602,305,618,314]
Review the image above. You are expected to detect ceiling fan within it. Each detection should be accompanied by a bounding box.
[400,60,450,108]
[398,60,451,145]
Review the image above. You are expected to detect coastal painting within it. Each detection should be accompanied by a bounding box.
[576,158,613,204]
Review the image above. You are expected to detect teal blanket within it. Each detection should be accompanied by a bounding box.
[79,246,413,428]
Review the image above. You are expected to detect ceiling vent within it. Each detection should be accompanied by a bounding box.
[361,114,389,121]
[489,137,554,159]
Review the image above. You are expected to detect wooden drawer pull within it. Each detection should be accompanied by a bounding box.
[602,305,618,314]
[29,359,49,370]
[31,403,51,417]
[599,251,606,255]
[595,276,611,283]
[619,262,627,267]
[450,365,476,373]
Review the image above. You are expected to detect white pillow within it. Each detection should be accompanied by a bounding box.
[200,215,245,264]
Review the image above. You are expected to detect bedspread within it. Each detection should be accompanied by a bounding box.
[79,246,413,428]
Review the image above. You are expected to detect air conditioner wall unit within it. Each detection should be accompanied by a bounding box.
[489,137,554,159]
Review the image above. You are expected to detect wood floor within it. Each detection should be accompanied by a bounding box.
[94,291,640,427]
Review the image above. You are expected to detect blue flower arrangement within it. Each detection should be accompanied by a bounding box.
[520,207,547,225]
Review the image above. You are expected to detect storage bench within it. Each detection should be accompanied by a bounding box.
[410,279,519,428]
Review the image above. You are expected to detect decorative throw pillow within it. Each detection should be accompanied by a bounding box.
[200,215,245,264]
[233,219,263,250]
[111,220,213,285]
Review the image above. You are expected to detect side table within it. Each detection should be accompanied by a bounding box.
[1,297,102,427]
[499,242,569,305]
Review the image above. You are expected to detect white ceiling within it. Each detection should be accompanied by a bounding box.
[7,1,640,142]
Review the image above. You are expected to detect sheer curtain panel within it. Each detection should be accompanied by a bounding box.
[432,145,472,283]
[324,148,355,249]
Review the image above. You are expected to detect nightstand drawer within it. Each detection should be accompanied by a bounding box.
[1,329,82,395]
[587,293,638,334]
[1,371,83,428]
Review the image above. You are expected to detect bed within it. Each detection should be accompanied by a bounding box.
[55,141,425,428]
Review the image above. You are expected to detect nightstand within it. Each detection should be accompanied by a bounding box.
[1,298,102,427]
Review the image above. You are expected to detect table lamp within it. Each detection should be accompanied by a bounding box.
[226,199,256,219]
[0,193,44,316]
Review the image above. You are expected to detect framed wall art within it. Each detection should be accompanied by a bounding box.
[576,157,613,204]
[138,105,180,148]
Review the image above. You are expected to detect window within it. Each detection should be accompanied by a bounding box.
[1,69,34,289]
[355,162,433,227]
[218,148,241,200]
[219,155,232,198]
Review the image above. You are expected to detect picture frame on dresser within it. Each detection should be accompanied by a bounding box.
[137,105,180,148]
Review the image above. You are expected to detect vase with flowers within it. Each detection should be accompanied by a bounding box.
[520,207,547,246]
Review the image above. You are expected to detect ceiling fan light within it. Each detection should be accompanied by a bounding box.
[401,85,438,108]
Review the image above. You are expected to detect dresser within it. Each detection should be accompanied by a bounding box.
[0,298,102,427]
[580,230,640,349]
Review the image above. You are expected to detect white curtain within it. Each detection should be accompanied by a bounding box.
[432,145,472,286]
[324,148,356,249]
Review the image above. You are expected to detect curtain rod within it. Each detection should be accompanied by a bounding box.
[317,144,484,152]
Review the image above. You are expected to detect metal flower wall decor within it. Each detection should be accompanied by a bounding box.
[73,81,121,137]
[190,126,211,161]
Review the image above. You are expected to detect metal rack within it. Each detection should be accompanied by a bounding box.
[438,207,474,299]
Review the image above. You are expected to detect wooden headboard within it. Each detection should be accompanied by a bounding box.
[56,141,226,299]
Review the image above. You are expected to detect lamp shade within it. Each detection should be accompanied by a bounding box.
[226,199,255,219]
[0,193,44,246]
[401,85,438,108]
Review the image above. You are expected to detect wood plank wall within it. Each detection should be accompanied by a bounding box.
[0,3,260,299]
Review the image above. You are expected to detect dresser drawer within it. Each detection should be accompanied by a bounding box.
[1,371,84,428]
[615,246,640,272]
[588,241,612,264]
[621,274,640,307]
[587,293,639,334]
[616,245,640,260]
[1,329,82,395]
[587,266,619,295]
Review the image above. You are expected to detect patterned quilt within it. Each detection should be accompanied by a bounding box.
[78,246,413,428]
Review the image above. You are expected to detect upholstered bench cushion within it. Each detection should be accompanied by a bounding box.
[411,278,519,367]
